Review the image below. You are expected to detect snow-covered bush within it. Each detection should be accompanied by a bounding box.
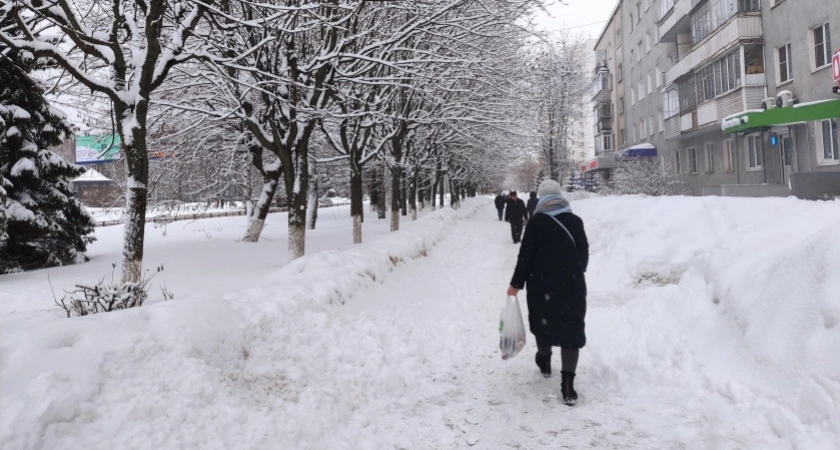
[611,157,685,196]
[54,265,165,317]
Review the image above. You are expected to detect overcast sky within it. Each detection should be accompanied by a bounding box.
[532,0,618,41]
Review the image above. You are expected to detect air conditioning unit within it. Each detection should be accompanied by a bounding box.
[776,90,798,107]
[761,98,776,110]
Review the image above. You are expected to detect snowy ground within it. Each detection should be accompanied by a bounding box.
[2,195,839,449]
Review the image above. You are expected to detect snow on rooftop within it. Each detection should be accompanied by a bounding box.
[72,168,111,183]
[623,143,655,150]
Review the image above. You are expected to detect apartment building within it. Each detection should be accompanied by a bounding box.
[721,0,840,199]
[588,0,840,198]
[582,4,623,185]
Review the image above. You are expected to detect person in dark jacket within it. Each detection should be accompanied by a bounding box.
[504,191,528,243]
[494,192,506,221]
[507,179,589,406]
[526,191,538,220]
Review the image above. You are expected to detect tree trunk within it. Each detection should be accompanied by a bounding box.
[430,176,437,211]
[439,172,445,208]
[390,165,401,231]
[369,166,379,214]
[243,173,280,242]
[285,155,309,260]
[118,106,149,285]
[307,158,318,230]
[400,171,408,217]
[377,165,387,220]
[409,168,418,220]
[350,155,364,244]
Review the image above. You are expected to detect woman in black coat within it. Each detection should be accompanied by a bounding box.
[507,179,589,406]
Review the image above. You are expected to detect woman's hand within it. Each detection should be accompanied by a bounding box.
[507,286,519,297]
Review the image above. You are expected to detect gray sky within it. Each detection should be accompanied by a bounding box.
[533,0,618,40]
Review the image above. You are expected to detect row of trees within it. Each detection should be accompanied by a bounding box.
[5,0,587,281]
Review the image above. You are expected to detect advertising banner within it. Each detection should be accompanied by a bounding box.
[75,135,121,164]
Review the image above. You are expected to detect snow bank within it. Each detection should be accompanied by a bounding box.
[577,195,840,448]
[1,199,484,450]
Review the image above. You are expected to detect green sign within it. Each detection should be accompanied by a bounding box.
[75,134,122,163]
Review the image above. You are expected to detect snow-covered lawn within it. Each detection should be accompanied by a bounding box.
[2,195,839,449]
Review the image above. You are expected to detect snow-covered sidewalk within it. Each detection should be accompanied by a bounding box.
[2,195,839,449]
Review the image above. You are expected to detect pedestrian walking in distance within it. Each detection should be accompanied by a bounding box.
[507,179,589,406]
[494,192,506,221]
[526,191,538,222]
[504,191,527,244]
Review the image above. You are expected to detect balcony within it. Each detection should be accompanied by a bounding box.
[659,0,691,42]
[665,15,762,86]
[594,117,613,135]
[590,69,612,102]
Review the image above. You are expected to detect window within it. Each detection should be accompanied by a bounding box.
[631,86,636,105]
[644,0,649,11]
[649,116,655,137]
[696,50,742,103]
[657,110,664,132]
[618,97,625,114]
[617,63,623,81]
[817,119,839,163]
[723,139,735,172]
[603,134,613,151]
[704,143,714,173]
[660,0,675,19]
[645,33,651,53]
[746,134,763,169]
[778,43,792,83]
[688,147,698,173]
[632,124,637,142]
[647,73,653,94]
[637,42,643,62]
[636,3,642,23]
[678,74,697,113]
[675,150,682,174]
[630,14,634,32]
[813,23,832,69]
[638,81,646,100]
[663,87,679,118]
[620,129,626,146]
[655,67,662,87]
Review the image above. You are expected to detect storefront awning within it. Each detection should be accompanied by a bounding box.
[580,155,616,172]
[722,98,840,134]
[615,143,657,159]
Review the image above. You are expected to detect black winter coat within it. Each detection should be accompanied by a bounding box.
[526,197,539,219]
[504,198,527,224]
[510,212,589,349]
[494,195,506,209]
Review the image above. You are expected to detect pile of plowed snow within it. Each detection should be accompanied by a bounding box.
[577,195,840,448]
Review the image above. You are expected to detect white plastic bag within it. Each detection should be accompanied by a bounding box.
[499,295,526,360]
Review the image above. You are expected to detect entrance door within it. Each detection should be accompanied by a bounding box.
[780,134,794,188]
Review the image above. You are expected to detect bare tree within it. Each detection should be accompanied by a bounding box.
[1,0,215,283]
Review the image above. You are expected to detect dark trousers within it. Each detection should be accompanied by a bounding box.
[510,221,523,243]
[497,207,504,220]
[537,339,580,374]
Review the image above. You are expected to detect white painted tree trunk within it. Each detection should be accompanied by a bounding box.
[289,222,305,259]
[243,218,265,242]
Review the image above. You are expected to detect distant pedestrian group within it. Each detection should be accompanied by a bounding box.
[495,180,590,406]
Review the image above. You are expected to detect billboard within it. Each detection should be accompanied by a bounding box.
[75,135,122,164]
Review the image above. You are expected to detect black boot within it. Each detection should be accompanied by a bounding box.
[561,371,577,406]
[535,351,551,378]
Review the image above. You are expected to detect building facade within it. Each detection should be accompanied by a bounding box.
[588,0,840,198]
